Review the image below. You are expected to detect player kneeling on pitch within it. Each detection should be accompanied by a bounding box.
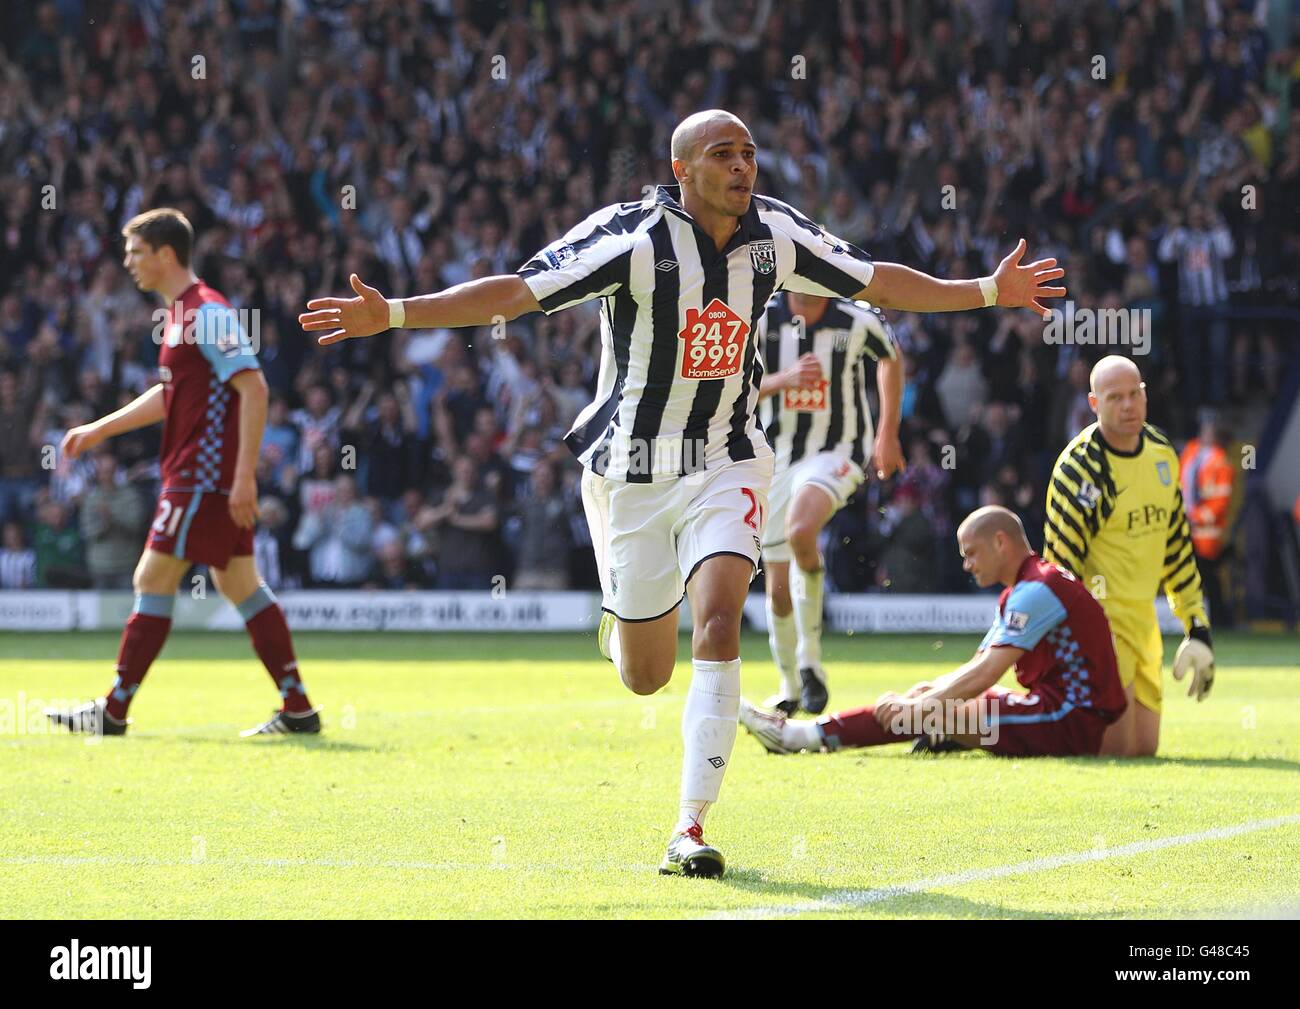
[740,506,1126,757]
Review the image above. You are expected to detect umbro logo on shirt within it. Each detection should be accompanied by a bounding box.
[655,259,678,272]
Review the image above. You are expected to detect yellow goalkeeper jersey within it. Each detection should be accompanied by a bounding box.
[1043,422,1206,630]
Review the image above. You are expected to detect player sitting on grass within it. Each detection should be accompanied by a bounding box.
[44,209,320,738]
[739,505,1127,757]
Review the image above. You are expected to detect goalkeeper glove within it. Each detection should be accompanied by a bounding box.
[1172,620,1215,701]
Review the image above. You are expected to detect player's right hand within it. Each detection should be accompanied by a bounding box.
[1172,622,1215,701]
[299,274,389,345]
[60,424,103,460]
[785,353,823,390]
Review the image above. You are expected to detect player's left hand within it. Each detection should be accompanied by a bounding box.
[228,474,260,530]
[872,429,905,480]
[1172,621,1215,701]
[992,239,1067,319]
[874,691,904,729]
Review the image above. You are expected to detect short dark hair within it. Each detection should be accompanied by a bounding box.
[122,208,194,267]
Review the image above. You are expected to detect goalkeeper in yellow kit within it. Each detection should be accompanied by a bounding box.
[1043,356,1215,756]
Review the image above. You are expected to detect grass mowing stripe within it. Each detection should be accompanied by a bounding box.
[0,854,655,873]
[710,813,1300,919]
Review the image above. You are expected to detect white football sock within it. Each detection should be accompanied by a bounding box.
[765,596,798,700]
[607,618,625,678]
[783,717,824,752]
[791,564,825,672]
[675,657,740,834]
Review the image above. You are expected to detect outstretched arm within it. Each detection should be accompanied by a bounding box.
[61,384,166,459]
[858,239,1065,318]
[299,273,542,346]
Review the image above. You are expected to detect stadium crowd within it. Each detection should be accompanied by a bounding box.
[0,0,1296,610]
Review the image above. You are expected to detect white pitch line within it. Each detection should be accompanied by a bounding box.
[709,813,1300,920]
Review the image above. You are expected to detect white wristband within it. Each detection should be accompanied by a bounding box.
[978,277,998,308]
[387,298,405,329]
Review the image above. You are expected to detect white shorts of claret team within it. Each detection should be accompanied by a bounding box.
[580,455,774,622]
[760,451,864,563]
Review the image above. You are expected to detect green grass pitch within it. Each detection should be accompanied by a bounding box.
[2,629,1297,919]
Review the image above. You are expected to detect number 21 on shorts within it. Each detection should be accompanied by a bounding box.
[741,487,764,532]
[152,498,185,538]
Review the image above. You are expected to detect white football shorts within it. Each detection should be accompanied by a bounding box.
[581,455,773,621]
[760,451,864,563]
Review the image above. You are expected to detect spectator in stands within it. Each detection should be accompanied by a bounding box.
[79,452,147,589]
[366,540,420,590]
[428,457,499,590]
[32,498,86,588]
[0,0,1293,607]
[261,393,300,487]
[297,442,339,524]
[1158,202,1235,413]
[0,521,36,590]
[0,370,41,525]
[292,474,374,588]
[253,496,293,592]
[342,379,420,510]
[510,460,572,591]
[935,339,988,432]
[1181,414,1237,627]
[291,384,342,475]
[874,485,938,594]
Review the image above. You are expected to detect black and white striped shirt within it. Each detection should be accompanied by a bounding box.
[517,185,876,483]
[1157,225,1234,306]
[758,294,898,470]
[0,548,36,589]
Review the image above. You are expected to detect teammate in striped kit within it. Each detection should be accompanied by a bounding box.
[756,292,904,715]
[46,209,319,738]
[299,109,1066,877]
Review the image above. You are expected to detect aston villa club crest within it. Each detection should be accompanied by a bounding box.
[749,239,776,275]
[1156,460,1172,486]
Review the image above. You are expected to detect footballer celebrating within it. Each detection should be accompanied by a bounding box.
[299,109,1065,877]
[756,292,904,716]
[1043,355,1214,757]
[46,209,320,738]
[740,507,1127,757]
